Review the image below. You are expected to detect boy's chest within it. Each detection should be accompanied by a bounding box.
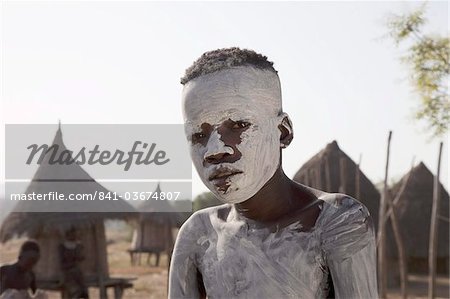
[196,223,329,298]
[2,267,34,290]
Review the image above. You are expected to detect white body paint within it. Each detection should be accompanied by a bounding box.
[182,67,287,203]
[169,192,378,298]
[176,66,377,297]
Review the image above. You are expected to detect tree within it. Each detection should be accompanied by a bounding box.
[387,5,449,137]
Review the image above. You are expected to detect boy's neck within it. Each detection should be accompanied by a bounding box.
[234,167,300,223]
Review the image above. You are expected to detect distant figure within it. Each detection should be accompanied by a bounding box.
[0,240,47,299]
[59,228,89,299]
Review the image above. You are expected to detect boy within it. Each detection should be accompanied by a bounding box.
[0,240,47,299]
[169,48,377,299]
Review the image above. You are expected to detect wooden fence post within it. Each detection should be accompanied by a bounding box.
[378,131,392,299]
[385,190,408,299]
[428,142,443,299]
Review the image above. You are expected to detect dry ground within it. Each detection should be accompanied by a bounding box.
[1,227,449,299]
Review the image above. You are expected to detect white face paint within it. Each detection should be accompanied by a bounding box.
[182,66,286,204]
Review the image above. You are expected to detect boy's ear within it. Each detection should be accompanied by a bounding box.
[278,113,293,148]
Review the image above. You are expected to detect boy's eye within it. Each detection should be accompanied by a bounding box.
[191,132,207,144]
[231,121,251,130]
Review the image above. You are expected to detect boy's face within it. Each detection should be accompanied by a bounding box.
[182,67,283,203]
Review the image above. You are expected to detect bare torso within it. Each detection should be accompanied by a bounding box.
[0,263,36,295]
[169,191,378,299]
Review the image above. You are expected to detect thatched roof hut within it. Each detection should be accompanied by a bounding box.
[0,126,136,284]
[293,140,381,227]
[130,184,180,261]
[387,162,449,274]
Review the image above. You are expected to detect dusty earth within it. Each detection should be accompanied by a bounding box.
[0,225,448,299]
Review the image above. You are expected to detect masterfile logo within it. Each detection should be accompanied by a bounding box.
[4,124,193,213]
[6,124,191,180]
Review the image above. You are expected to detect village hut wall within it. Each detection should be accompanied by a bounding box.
[130,219,174,253]
[387,162,449,275]
[33,222,109,281]
[293,141,381,227]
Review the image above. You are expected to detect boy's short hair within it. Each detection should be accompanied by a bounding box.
[181,47,277,85]
[20,240,40,254]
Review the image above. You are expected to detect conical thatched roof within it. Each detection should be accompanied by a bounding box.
[387,162,449,259]
[293,140,380,227]
[0,126,136,243]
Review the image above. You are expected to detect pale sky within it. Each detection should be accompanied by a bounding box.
[1,1,448,199]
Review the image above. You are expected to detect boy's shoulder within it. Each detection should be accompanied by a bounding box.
[319,192,370,214]
[298,182,369,216]
[182,192,372,229]
[315,192,375,260]
[0,263,15,272]
[178,203,232,236]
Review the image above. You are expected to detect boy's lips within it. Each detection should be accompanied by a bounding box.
[208,168,243,181]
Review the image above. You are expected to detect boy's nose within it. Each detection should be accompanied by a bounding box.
[203,131,234,164]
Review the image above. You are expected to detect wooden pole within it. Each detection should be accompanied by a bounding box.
[140,221,145,251]
[355,154,362,200]
[428,142,443,299]
[94,221,108,299]
[385,190,408,299]
[377,130,392,299]
[383,162,415,227]
[376,160,414,299]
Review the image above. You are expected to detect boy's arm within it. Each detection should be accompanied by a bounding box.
[168,212,205,299]
[321,196,378,299]
[327,239,377,299]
